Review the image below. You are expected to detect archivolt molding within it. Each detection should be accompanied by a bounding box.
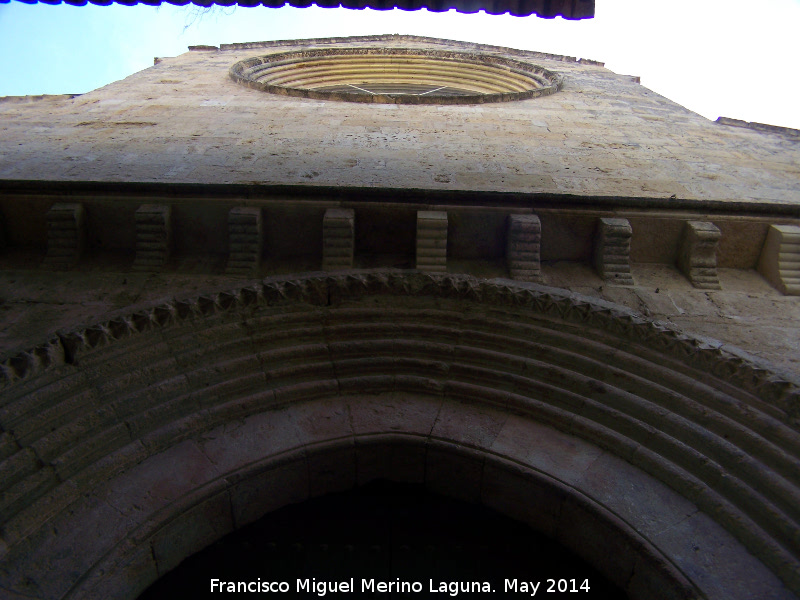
[1,271,799,599]
[2,272,798,418]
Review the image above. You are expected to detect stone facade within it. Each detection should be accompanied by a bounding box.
[0,35,799,600]
[1,35,798,204]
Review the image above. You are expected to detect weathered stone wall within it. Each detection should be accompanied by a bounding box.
[0,35,798,205]
[1,35,799,600]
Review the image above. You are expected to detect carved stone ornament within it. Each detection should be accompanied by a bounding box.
[678,220,722,289]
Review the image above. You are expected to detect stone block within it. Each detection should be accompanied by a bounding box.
[98,439,218,521]
[651,509,796,599]
[625,554,698,600]
[348,393,441,437]
[133,204,171,271]
[677,221,721,290]
[290,397,353,445]
[574,452,698,540]
[43,203,85,267]
[151,491,233,576]
[430,400,507,449]
[594,217,634,285]
[198,408,302,475]
[322,208,355,270]
[307,442,356,497]
[0,492,130,600]
[229,456,309,528]
[506,213,541,281]
[416,210,447,272]
[226,206,262,275]
[73,540,159,600]
[355,434,426,485]
[757,224,800,295]
[490,415,604,481]
[481,460,565,538]
[425,440,482,503]
[556,495,637,590]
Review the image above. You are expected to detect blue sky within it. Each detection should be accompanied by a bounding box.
[1,0,799,129]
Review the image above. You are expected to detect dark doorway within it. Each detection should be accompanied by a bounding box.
[139,480,626,599]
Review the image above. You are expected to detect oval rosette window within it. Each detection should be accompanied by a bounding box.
[230,48,563,104]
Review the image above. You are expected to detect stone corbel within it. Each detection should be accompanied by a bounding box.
[757,224,800,295]
[227,207,263,275]
[678,221,721,290]
[416,211,448,272]
[594,217,634,286]
[322,208,355,271]
[44,203,86,268]
[506,214,542,282]
[134,204,172,271]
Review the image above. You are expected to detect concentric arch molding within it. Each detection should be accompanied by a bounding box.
[1,271,799,600]
[229,48,563,104]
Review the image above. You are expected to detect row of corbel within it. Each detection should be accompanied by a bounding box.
[35,203,800,295]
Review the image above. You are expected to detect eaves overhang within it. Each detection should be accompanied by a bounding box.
[0,0,594,18]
